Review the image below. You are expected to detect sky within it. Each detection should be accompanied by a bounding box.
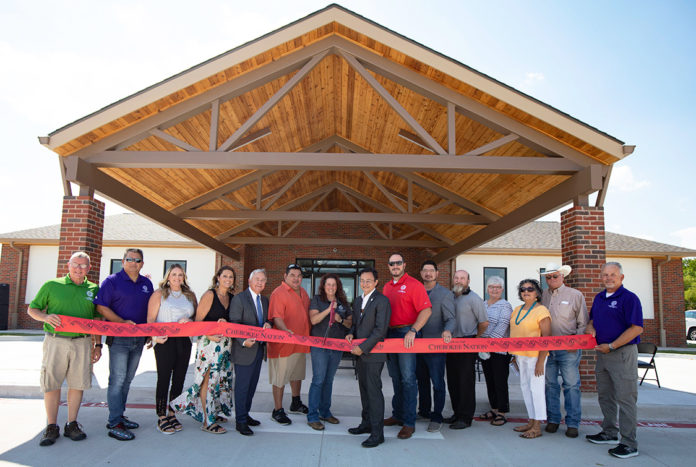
[1,0,695,251]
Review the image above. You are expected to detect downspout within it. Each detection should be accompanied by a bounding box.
[8,242,24,329]
[656,255,671,347]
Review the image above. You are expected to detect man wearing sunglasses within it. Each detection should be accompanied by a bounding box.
[540,263,588,439]
[382,253,432,440]
[95,248,153,441]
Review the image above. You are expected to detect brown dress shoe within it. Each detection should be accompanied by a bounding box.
[545,422,559,433]
[307,421,325,431]
[565,427,579,438]
[320,416,340,424]
[383,417,403,427]
[397,426,415,439]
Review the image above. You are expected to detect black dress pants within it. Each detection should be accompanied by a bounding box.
[357,358,385,437]
[446,351,477,422]
[154,337,192,416]
[480,352,511,413]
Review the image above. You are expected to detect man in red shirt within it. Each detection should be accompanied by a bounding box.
[382,253,432,439]
[268,264,311,425]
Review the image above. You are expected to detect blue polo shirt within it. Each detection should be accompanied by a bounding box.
[94,269,153,324]
[590,285,643,345]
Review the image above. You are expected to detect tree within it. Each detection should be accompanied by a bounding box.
[683,258,696,310]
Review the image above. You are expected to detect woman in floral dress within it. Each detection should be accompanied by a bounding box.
[172,266,235,434]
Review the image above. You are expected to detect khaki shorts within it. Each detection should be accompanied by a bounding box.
[40,334,93,392]
[268,353,306,387]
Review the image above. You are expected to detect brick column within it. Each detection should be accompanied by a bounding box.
[0,243,30,329]
[57,196,105,284]
[649,258,686,347]
[561,204,606,392]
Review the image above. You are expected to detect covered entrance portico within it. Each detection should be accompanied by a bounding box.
[38,5,633,390]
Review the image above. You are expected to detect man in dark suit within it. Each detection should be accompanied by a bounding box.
[229,268,271,436]
[346,267,391,448]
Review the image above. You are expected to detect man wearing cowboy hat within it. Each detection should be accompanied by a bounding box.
[540,262,588,438]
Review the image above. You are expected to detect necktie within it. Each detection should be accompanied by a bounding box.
[255,294,263,326]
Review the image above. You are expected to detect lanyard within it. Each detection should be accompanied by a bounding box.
[515,301,536,326]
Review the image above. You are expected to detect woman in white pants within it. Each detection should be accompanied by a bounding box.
[510,279,551,439]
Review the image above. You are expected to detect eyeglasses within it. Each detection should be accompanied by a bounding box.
[286,263,302,273]
[545,274,561,279]
[388,260,403,266]
[488,285,502,289]
[69,262,89,269]
[360,279,375,284]
[124,257,143,263]
[519,286,536,293]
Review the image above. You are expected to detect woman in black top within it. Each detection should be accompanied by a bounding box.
[171,266,235,434]
[306,274,353,430]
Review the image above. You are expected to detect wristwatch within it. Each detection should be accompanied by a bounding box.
[608,343,615,351]
[409,327,418,334]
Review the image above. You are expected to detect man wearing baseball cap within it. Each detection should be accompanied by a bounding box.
[540,263,588,438]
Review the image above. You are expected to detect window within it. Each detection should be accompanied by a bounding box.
[110,259,123,274]
[163,260,187,276]
[483,267,507,301]
[539,267,549,292]
[296,258,375,303]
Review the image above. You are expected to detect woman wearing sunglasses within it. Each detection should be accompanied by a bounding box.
[510,279,551,439]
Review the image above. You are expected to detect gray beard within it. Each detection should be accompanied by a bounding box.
[452,284,466,296]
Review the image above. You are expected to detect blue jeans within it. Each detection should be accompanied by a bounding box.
[416,353,446,422]
[386,327,418,427]
[107,337,145,426]
[307,347,342,422]
[545,349,582,427]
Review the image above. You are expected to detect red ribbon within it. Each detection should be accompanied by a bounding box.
[55,316,596,353]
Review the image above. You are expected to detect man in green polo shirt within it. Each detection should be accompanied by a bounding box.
[28,251,102,446]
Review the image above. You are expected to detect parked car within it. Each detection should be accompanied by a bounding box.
[686,310,696,341]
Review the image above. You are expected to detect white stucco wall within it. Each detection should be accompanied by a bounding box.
[24,245,217,303]
[455,253,654,319]
[25,245,59,303]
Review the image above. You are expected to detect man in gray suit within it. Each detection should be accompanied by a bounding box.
[346,267,391,448]
[229,268,272,436]
[416,260,455,432]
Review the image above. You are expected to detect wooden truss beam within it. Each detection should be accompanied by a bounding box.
[224,237,445,247]
[431,165,604,263]
[88,151,581,175]
[75,39,335,159]
[218,50,329,152]
[332,37,599,167]
[170,170,273,215]
[338,49,447,155]
[183,210,487,225]
[62,157,240,260]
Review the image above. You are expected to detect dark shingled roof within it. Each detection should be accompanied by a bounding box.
[1,215,694,257]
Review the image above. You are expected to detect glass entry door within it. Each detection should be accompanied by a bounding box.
[296,259,375,304]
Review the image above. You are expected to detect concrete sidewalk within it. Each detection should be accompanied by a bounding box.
[1,334,695,466]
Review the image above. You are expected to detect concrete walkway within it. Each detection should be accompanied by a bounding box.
[1,334,694,466]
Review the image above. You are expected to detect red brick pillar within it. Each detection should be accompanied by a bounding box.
[56,196,105,284]
[561,204,606,392]
[0,243,30,329]
[650,258,686,347]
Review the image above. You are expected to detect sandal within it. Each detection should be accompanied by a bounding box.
[167,415,183,432]
[201,423,226,434]
[157,417,176,435]
[215,415,228,424]
[514,423,533,432]
[479,410,496,420]
[491,414,507,426]
[520,429,542,439]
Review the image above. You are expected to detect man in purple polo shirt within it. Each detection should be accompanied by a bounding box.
[585,262,643,459]
[95,248,153,441]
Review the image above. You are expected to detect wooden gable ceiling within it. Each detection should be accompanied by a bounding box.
[45,5,631,262]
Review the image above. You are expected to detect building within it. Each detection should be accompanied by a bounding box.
[11,4,671,389]
[2,213,691,349]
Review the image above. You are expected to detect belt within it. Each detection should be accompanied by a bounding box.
[389,324,412,329]
[46,332,88,339]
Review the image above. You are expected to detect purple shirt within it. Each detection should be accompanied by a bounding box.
[590,285,643,345]
[94,269,153,324]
